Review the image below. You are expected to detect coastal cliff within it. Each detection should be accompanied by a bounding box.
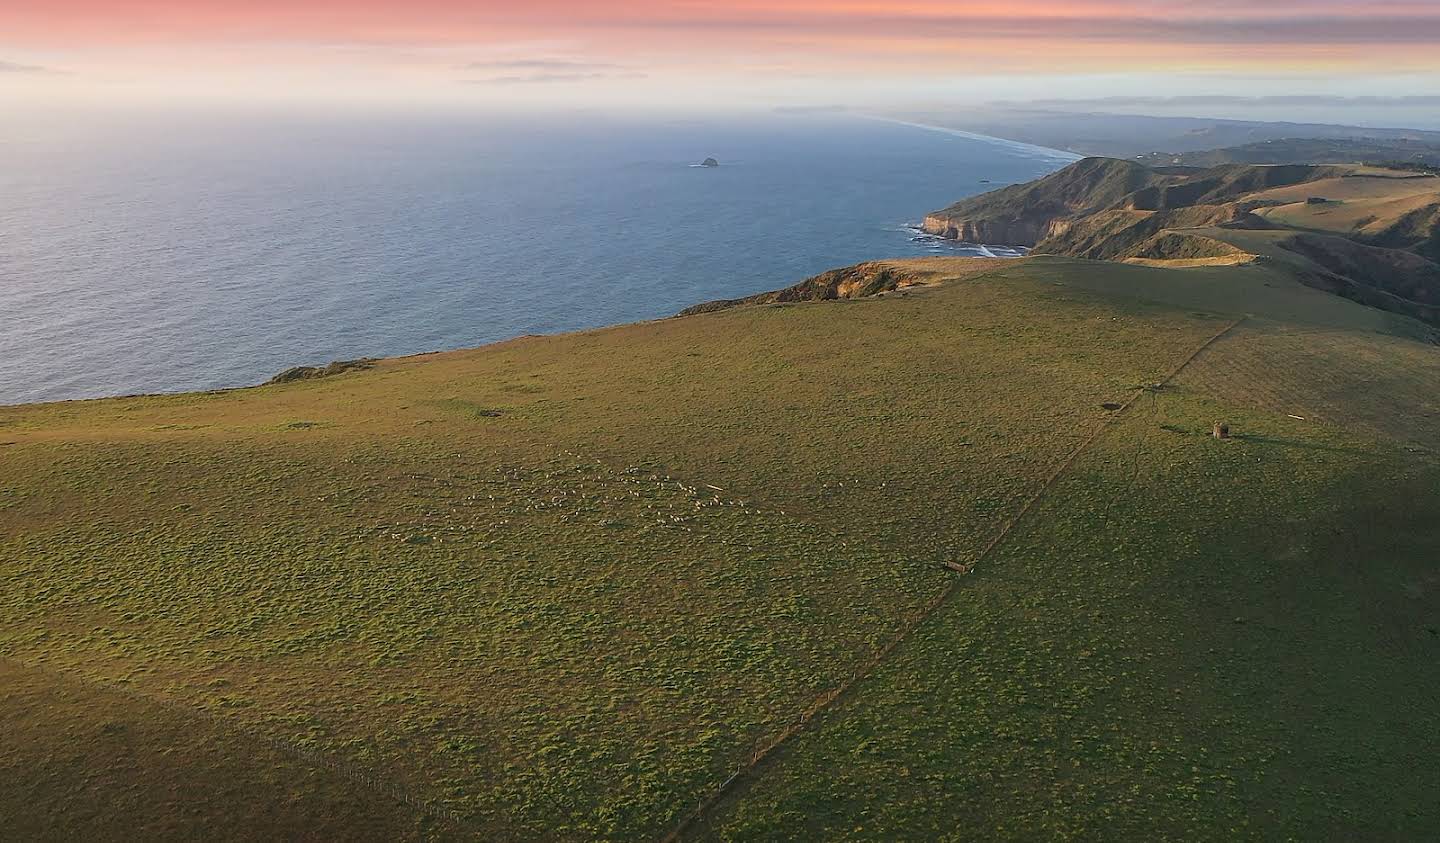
[921,157,1168,247]
[922,155,1440,329]
[920,214,1067,246]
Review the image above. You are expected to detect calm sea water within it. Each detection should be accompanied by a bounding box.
[0,110,1076,404]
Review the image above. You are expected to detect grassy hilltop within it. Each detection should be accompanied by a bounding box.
[5,172,1440,838]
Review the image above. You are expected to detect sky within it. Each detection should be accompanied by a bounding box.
[3,1,1440,120]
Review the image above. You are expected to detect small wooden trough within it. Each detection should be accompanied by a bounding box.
[942,560,976,575]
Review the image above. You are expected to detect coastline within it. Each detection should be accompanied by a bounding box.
[1,116,1069,410]
[858,115,1083,165]
[0,256,1020,411]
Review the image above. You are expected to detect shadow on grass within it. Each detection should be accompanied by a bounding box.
[1232,434,1376,456]
[1159,424,1374,456]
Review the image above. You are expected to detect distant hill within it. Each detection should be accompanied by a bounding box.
[1136,137,1440,168]
[920,157,1168,243]
[880,107,1440,158]
[923,158,1342,247]
[923,157,1440,327]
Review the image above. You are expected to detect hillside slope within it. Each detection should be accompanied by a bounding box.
[3,256,1439,839]
[1369,199,1440,261]
[922,157,1169,243]
[925,158,1440,327]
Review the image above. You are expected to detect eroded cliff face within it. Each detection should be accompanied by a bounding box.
[920,214,1067,247]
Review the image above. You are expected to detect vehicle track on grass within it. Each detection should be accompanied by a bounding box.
[661,316,1247,841]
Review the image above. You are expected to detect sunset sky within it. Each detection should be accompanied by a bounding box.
[4,1,1439,116]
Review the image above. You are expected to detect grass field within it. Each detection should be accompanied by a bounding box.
[0,659,434,840]
[3,254,1438,838]
[1247,172,1440,204]
[1175,318,1440,447]
[696,389,1440,840]
[1252,175,1440,239]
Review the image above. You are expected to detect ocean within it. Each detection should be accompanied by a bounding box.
[0,110,1076,404]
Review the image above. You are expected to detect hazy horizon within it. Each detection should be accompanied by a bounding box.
[3,1,1439,126]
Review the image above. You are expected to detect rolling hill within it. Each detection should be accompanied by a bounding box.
[925,157,1440,328]
[1134,136,1440,168]
[3,234,1440,838]
[1134,137,1440,169]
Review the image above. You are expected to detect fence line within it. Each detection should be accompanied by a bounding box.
[660,316,1247,841]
